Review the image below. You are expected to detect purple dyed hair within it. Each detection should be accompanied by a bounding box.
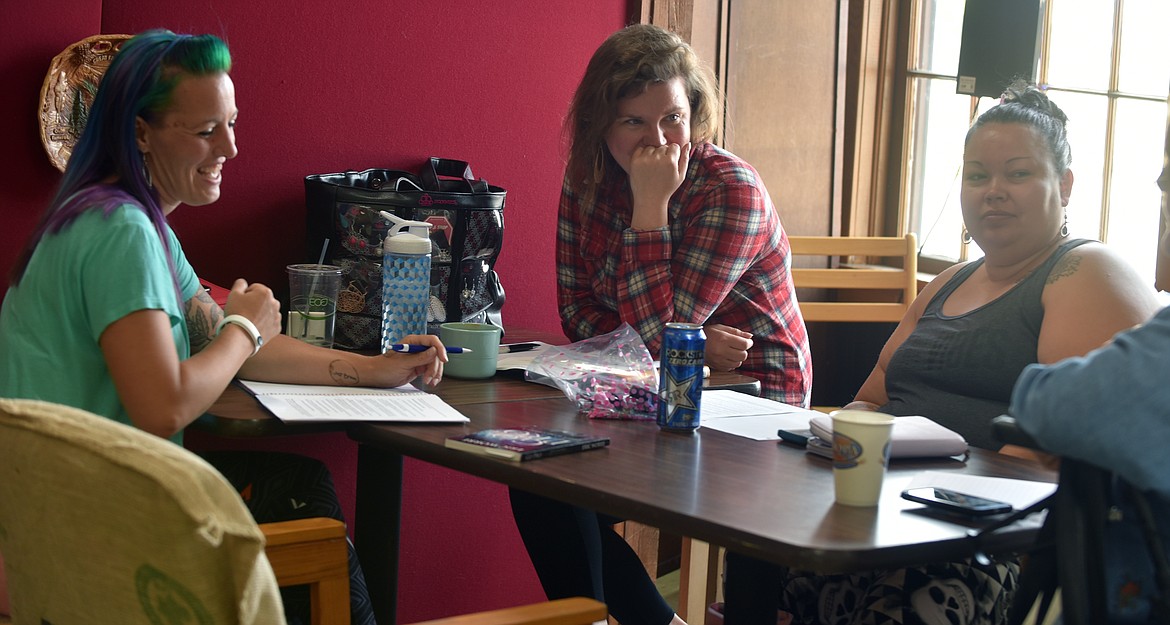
[11,30,231,292]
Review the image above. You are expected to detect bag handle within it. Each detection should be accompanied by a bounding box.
[362,172,424,192]
[392,176,423,192]
[423,157,489,193]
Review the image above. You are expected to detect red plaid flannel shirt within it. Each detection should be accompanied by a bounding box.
[556,143,812,406]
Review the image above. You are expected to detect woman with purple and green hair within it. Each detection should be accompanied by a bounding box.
[0,29,445,624]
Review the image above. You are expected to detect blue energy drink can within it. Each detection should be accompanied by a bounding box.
[657,323,706,432]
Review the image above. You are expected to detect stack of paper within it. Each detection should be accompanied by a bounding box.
[699,390,823,439]
[237,380,469,423]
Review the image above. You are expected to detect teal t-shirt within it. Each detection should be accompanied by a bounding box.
[0,203,200,442]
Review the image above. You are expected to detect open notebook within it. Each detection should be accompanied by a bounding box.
[808,414,968,458]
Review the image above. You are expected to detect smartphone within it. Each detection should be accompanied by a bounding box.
[901,487,1013,516]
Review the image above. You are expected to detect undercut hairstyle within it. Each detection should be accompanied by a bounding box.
[12,30,231,285]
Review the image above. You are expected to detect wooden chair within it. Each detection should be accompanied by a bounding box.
[0,397,352,624]
[263,517,351,625]
[788,233,918,323]
[408,597,607,625]
[790,233,918,414]
[678,234,920,622]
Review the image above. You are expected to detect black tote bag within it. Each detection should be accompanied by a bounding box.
[305,157,506,350]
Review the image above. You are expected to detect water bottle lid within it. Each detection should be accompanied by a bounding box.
[380,211,432,255]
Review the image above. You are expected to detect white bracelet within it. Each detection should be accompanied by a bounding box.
[215,314,263,357]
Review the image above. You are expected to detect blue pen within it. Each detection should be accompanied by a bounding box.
[386,344,472,354]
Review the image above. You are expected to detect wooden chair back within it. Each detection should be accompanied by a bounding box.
[0,397,602,625]
[788,233,919,323]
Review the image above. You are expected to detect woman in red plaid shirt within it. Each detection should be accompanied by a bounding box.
[509,24,812,625]
[555,24,811,407]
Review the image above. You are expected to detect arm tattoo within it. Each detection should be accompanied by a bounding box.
[1047,254,1082,285]
[329,360,361,386]
[186,289,224,354]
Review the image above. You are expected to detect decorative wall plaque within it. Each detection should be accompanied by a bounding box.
[39,34,132,171]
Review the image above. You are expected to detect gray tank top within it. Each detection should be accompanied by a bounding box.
[880,238,1090,450]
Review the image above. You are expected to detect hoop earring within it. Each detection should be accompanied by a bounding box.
[962,228,973,244]
[142,153,153,189]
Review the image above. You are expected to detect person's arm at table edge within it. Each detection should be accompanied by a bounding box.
[195,279,447,389]
[1011,305,1170,498]
[239,332,446,388]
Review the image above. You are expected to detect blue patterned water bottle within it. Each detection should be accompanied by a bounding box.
[379,211,433,352]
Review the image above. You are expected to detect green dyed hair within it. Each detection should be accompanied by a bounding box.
[13,29,232,287]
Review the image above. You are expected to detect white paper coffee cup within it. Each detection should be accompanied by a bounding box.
[831,410,895,506]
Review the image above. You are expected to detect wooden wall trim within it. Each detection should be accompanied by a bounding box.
[842,0,900,237]
[636,0,909,240]
[633,0,694,40]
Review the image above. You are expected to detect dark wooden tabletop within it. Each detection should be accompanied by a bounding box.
[349,397,1056,574]
[194,325,760,437]
[197,368,759,436]
[190,325,1055,624]
[193,326,1053,590]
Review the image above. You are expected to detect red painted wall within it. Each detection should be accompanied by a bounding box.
[0,1,628,621]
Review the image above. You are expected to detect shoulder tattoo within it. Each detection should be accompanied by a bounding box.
[1047,253,1082,285]
[187,289,222,353]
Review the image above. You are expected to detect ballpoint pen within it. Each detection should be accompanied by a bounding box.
[385,344,472,354]
[498,342,543,353]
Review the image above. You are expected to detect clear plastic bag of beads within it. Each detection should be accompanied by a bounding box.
[525,323,659,420]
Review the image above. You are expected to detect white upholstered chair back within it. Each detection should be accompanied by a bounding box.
[0,397,285,624]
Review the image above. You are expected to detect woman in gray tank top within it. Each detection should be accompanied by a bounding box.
[846,84,1158,456]
[722,82,1160,625]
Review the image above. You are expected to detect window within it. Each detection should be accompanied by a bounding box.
[902,0,1170,289]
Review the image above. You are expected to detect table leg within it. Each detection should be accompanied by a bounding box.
[355,444,402,625]
[679,537,721,621]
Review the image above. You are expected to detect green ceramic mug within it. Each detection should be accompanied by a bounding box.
[440,323,502,379]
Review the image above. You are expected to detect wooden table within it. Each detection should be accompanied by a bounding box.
[348,397,1055,624]
[200,378,1052,624]
[196,368,759,437]
[195,328,761,624]
[197,324,759,438]
[197,327,1050,624]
